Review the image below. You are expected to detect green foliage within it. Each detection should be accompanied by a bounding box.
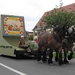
[42,0,75,29]
[53,52,75,58]
[43,8,75,29]
[26,40,38,51]
[73,53,75,58]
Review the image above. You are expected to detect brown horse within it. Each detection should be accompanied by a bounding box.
[37,31,49,62]
[37,25,67,65]
[55,38,73,64]
[55,27,75,64]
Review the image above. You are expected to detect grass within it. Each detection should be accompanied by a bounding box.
[72,53,75,58]
[53,52,75,58]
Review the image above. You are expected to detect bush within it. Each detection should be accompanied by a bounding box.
[26,40,38,51]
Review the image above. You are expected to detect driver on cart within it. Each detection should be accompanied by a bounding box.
[18,35,31,52]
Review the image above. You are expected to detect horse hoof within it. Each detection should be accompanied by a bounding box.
[59,60,64,66]
[37,59,41,61]
[59,63,64,66]
[43,61,47,63]
[37,55,41,61]
[37,57,41,61]
[48,60,53,64]
[48,62,53,64]
[68,55,72,60]
[42,60,47,63]
[55,57,58,62]
[50,63,53,66]
[42,59,47,63]
[64,60,69,64]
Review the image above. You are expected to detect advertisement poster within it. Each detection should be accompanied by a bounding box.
[1,15,26,36]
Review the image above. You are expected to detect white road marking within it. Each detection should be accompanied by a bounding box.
[0,63,27,75]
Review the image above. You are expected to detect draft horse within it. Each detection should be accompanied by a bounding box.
[37,25,67,65]
[55,27,75,63]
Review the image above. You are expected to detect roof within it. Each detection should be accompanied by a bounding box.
[33,3,75,31]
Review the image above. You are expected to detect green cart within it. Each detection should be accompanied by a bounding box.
[0,14,38,58]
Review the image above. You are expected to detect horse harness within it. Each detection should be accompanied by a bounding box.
[52,31,62,43]
[41,31,62,46]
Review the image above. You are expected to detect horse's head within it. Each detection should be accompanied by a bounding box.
[68,27,75,42]
[53,25,68,39]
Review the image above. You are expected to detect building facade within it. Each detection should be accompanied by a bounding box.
[33,3,75,40]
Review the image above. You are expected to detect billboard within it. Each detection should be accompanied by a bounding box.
[1,15,26,36]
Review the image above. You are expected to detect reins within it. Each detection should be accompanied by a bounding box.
[40,31,62,46]
[52,31,62,43]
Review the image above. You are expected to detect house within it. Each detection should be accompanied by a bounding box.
[33,3,75,40]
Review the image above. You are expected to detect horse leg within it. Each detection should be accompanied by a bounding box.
[42,48,47,63]
[68,45,74,60]
[55,50,58,62]
[68,51,73,60]
[64,48,69,64]
[48,49,53,64]
[58,49,64,66]
[37,47,41,61]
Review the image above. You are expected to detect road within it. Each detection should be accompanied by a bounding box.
[0,55,75,75]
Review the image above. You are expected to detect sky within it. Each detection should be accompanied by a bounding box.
[0,0,75,32]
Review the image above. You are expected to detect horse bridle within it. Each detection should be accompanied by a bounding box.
[64,27,75,48]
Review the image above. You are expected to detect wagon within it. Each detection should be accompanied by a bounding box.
[0,14,38,58]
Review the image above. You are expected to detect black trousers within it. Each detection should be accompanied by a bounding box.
[19,45,28,49]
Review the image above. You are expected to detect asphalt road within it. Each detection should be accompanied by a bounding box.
[0,55,75,75]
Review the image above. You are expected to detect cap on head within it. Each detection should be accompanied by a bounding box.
[21,35,24,38]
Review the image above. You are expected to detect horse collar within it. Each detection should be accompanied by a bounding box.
[53,31,62,42]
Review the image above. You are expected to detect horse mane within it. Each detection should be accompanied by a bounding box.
[52,31,62,43]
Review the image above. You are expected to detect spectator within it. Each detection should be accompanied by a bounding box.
[34,38,38,43]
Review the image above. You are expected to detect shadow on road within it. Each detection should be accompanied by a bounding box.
[0,55,36,60]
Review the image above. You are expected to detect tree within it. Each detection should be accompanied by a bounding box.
[43,0,75,29]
